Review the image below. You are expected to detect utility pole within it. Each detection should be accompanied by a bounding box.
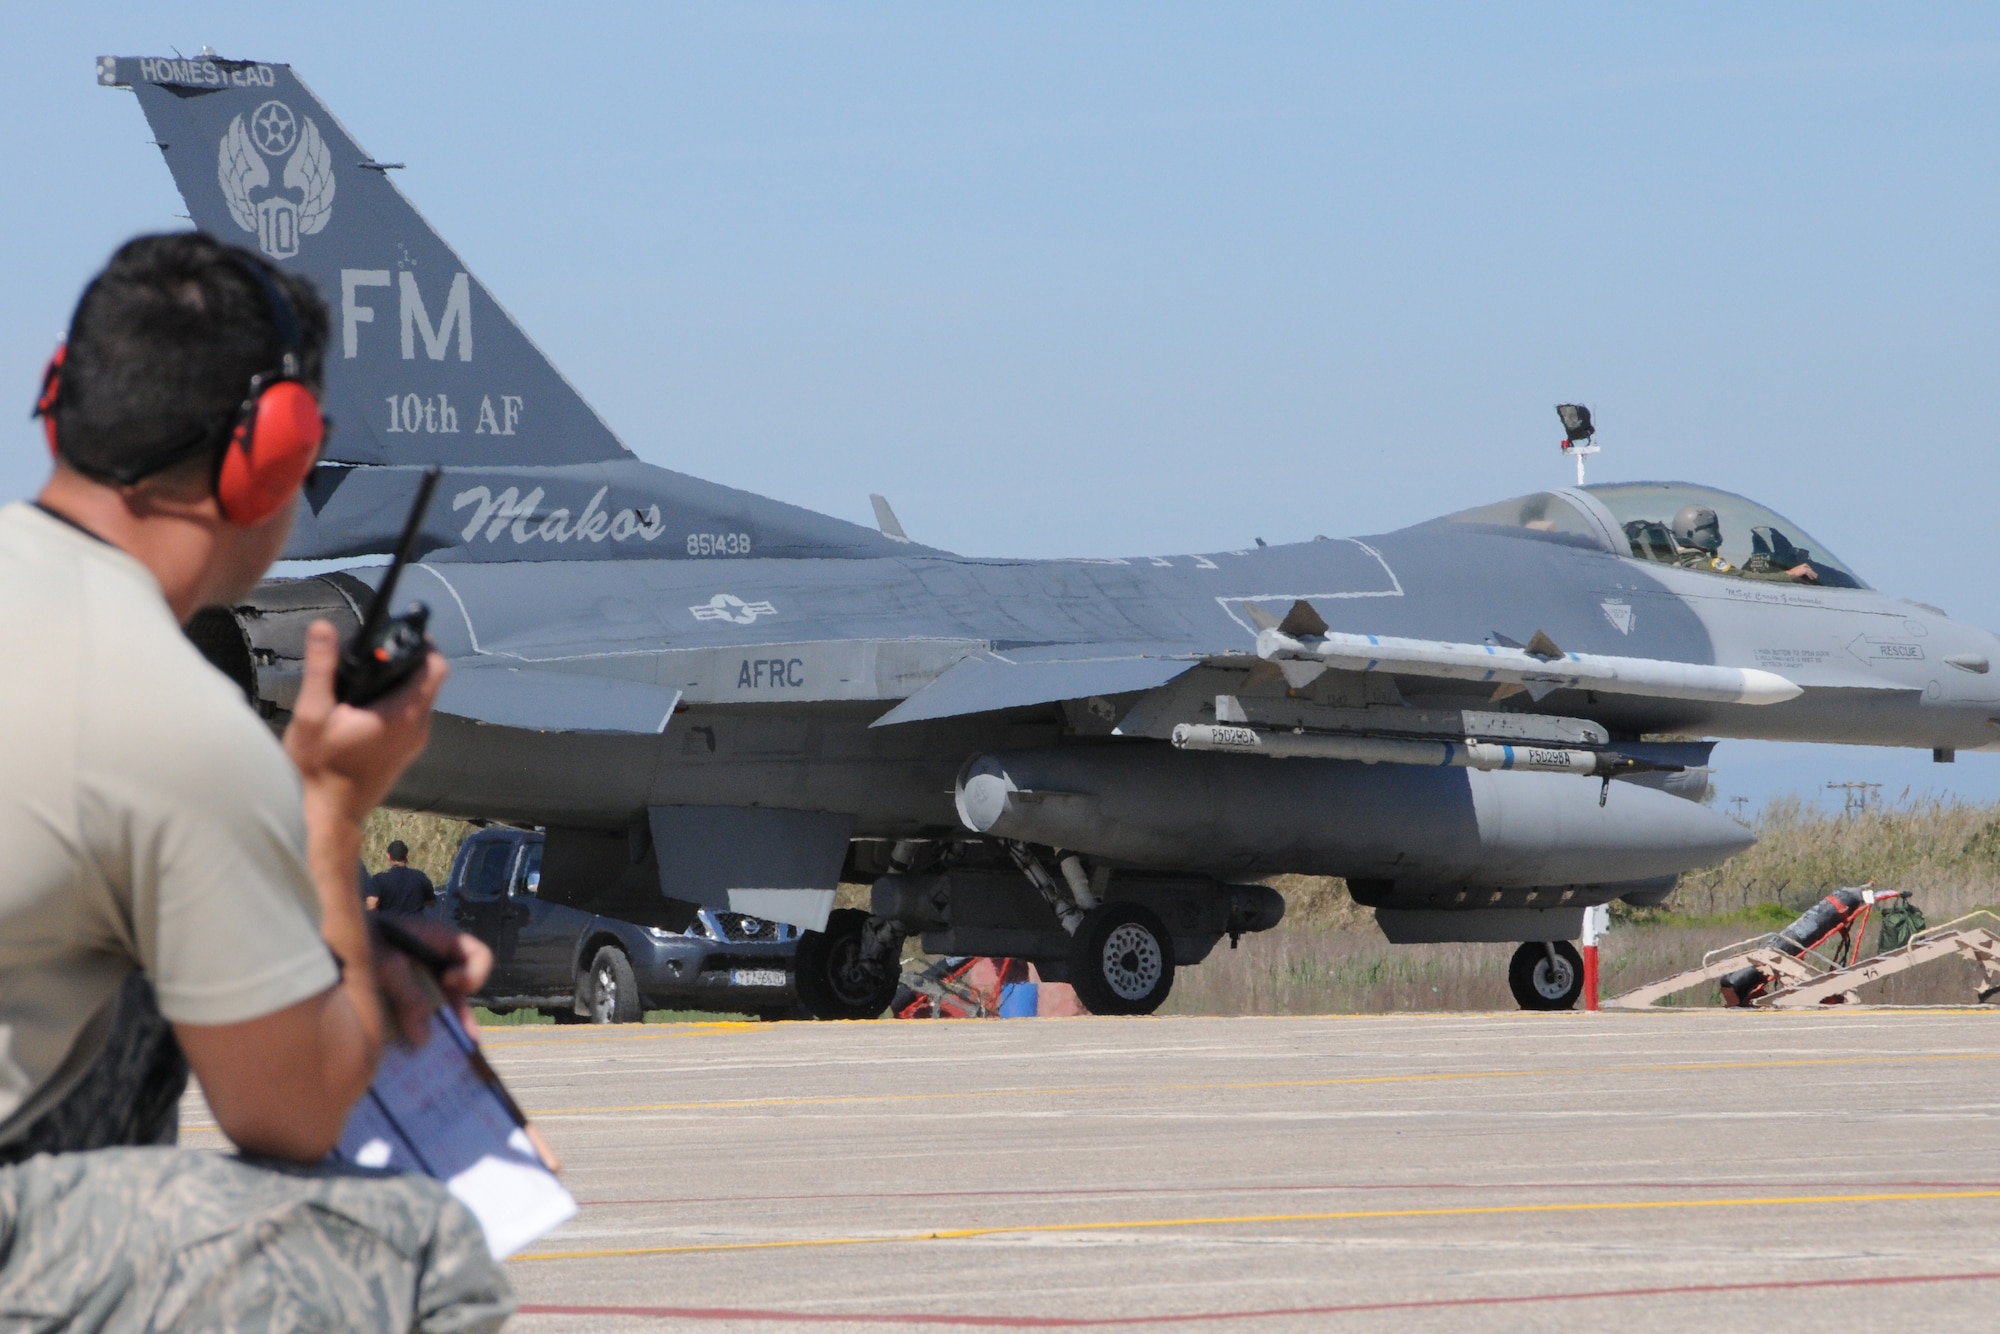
[1825,781,1881,817]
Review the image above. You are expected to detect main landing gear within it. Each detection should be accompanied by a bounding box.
[795,908,903,1020]
[1508,940,1584,1011]
[1070,902,1176,1016]
[1007,843,1178,1016]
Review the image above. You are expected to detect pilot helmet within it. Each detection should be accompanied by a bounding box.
[1672,505,1723,553]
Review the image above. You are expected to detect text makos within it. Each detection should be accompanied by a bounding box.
[452,484,663,546]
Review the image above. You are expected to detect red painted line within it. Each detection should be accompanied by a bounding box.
[571,1178,2000,1210]
[515,1270,2000,1326]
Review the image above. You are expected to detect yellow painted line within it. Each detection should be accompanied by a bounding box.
[514,1187,2000,1262]
[483,1022,760,1047]
[526,1050,2000,1118]
[479,1007,2000,1047]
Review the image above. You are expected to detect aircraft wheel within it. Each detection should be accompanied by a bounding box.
[585,946,642,1024]
[1070,903,1176,1016]
[1508,941,1583,1011]
[796,908,899,1020]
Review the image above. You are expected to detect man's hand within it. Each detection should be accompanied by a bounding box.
[373,917,494,1045]
[275,620,450,1143]
[285,620,448,823]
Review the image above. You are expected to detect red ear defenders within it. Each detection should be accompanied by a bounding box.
[33,346,63,456]
[212,369,324,526]
[33,257,325,527]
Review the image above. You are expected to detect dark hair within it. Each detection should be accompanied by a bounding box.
[386,840,409,861]
[46,232,328,485]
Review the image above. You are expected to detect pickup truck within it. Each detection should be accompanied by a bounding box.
[434,826,802,1022]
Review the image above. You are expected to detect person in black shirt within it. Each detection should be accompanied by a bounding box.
[366,841,435,916]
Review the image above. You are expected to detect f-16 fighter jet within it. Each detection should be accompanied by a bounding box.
[101,54,2000,1015]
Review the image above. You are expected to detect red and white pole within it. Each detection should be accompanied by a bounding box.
[1581,904,1609,1012]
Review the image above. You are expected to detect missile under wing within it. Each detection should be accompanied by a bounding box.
[103,54,2000,1015]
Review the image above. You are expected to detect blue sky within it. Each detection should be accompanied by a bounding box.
[6,4,1998,813]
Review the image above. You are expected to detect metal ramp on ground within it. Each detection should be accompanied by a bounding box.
[1606,911,2000,1010]
[1758,912,2000,1008]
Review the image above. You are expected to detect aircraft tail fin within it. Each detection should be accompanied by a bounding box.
[101,54,630,472]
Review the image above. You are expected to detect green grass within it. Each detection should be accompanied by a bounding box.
[1620,900,1800,932]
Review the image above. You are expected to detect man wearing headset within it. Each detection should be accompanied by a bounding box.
[0,233,511,1328]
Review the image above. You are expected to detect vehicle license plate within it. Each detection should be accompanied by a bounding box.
[731,969,787,988]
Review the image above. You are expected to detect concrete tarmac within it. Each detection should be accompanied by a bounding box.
[168,1010,1997,1330]
[465,1009,2000,1331]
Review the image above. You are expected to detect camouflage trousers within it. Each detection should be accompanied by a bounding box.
[0,1148,513,1332]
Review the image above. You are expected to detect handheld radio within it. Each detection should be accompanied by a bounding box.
[335,467,442,705]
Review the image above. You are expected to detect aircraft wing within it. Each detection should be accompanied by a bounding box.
[870,648,1200,727]
[438,663,682,734]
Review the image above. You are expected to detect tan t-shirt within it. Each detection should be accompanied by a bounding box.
[0,502,338,1143]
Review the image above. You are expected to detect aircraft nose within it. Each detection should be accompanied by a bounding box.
[1651,789,1757,864]
[1710,807,1759,859]
[1469,770,1756,884]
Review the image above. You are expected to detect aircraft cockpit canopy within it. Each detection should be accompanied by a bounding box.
[1438,491,1605,545]
[1439,483,1866,589]
[1584,482,1864,589]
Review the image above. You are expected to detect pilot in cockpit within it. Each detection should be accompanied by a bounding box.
[1671,505,1819,582]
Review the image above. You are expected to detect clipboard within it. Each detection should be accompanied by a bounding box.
[333,1006,576,1258]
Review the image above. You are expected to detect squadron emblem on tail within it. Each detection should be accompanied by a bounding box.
[217,100,335,259]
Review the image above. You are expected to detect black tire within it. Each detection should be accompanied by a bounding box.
[584,946,642,1024]
[1508,941,1584,1011]
[795,908,899,1020]
[1069,903,1175,1016]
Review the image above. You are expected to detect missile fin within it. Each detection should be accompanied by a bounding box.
[1278,659,1329,690]
[1242,603,1281,630]
[1278,599,1330,638]
[1525,629,1564,661]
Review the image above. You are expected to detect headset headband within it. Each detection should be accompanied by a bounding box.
[237,255,304,382]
